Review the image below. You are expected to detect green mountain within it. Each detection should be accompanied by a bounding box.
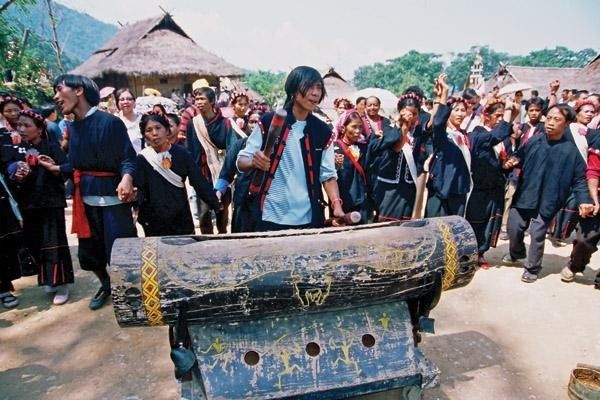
[5,0,117,72]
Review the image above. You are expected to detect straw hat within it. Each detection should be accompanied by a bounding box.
[99,86,115,99]
[192,78,209,92]
[143,88,162,96]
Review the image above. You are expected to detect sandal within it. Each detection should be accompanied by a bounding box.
[1,293,19,309]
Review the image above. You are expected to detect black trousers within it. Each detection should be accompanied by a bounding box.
[507,208,551,275]
[568,214,600,284]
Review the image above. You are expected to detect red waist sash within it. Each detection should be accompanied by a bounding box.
[72,169,119,238]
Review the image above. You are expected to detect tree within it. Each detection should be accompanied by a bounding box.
[353,51,444,96]
[511,46,596,68]
[1,0,54,104]
[444,46,597,93]
[243,71,286,108]
[44,0,64,73]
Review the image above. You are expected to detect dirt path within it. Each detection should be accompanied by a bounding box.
[1,229,599,399]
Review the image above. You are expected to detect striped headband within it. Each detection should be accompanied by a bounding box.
[575,99,596,113]
[0,95,24,108]
[19,109,45,123]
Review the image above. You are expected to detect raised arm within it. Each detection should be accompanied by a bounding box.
[547,80,560,110]
[427,73,449,131]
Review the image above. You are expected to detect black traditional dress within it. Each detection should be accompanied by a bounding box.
[135,144,220,236]
[426,105,472,218]
[367,125,424,221]
[334,138,370,223]
[465,121,513,254]
[0,171,24,292]
[9,140,74,288]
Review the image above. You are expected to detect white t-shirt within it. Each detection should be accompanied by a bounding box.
[119,112,142,153]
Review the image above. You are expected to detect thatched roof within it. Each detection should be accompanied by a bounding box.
[70,13,244,78]
[576,54,600,93]
[320,67,356,119]
[485,65,583,97]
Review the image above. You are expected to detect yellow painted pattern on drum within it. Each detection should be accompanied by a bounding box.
[437,222,459,291]
[141,238,164,325]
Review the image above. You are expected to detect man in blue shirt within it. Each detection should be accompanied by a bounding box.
[43,74,137,310]
[502,104,594,283]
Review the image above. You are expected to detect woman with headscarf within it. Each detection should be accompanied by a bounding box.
[465,97,516,269]
[368,93,425,222]
[333,109,371,223]
[0,96,25,147]
[135,112,221,236]
[229,91,251,139]
[8,109,73,305]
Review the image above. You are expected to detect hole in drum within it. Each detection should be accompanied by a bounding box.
[124,287,142,308]
[459,255,470,262]
[244,350,260,366]
[305,342,320,357]
[362,334,376,348]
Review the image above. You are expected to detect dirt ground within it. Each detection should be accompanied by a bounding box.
[1,212,599,400]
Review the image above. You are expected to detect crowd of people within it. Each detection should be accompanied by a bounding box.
[0,66,598,312]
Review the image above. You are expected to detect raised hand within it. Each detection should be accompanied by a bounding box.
[433,73,449,101]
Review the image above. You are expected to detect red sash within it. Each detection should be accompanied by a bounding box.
[336,138,366,183]
[72,169,119,238]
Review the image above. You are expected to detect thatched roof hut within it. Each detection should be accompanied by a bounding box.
[319,67,356,120]
[576,54,600,93]
[485,64,583,98]
[70,13,245,96]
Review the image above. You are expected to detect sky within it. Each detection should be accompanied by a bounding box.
[58,0,600,79]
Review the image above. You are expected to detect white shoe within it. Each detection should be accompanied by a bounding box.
[53,286,69,305]
[560,266,575,282]
[44,285,57,294]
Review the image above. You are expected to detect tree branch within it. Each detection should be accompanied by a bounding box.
[0,0,16,14]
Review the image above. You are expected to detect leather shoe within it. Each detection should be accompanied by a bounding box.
[89,287,111,310]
